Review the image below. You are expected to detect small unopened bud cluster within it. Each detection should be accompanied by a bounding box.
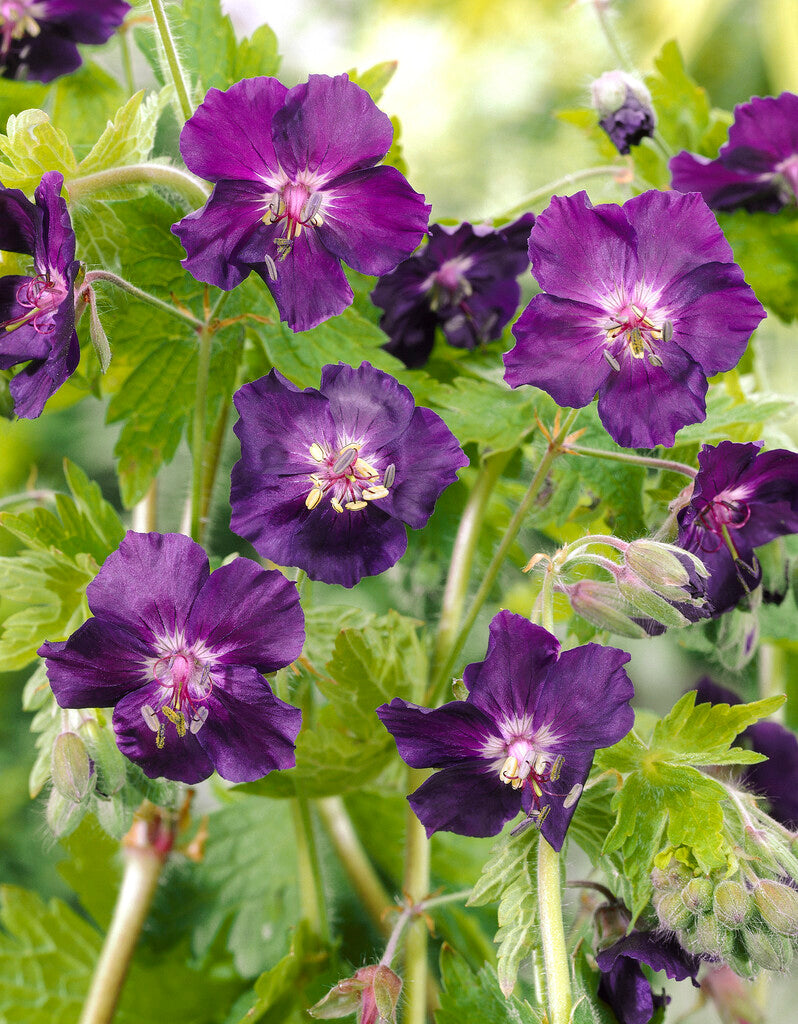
[652,858,798,977]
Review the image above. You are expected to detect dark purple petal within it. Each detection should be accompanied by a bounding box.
[8,313,80,420]
[669,152,779,212]
[39,618,152,708]
[599,91,656,155]
[693,677,741,707]
[195,664,301,783]
[317,165,430,276]
[273,74,393,180]
[597,954,658,1024]
[36,172,76,269]
[173,180,270,291]
[504,294,611,407]
[86,532,210,640]
[185,558,303,673]
[597,932,700,1024]
[0,277,51,366]
[180,78,287,183]
[319,362,416,450]
[408,761,522,838]
[37,0,130,44]
[461,611,562,723]
[744,721,798,829]
[441,278,521,349]
[377,697,498,768]
[726,93,798,161]
[537,749,594,852]
[113,682,214,785]
[0,187,40,255]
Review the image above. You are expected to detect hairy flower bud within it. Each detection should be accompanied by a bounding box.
[693,913,733,960]
[590,70,656,155]
[681,877,714,914]
[744,928,794,973]
[713,879,752,929]
[753,880,798,937]
[80,717,126,796]
[46,787,84,839]
[617,571,692,629]
[565,579,649,638]
[654,891,693,931]
[51,731,94,802]
[310,965,402,1024]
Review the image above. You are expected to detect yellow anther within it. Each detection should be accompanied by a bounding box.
[355,458,379,479]
[262,209,276,225]
[331,497,344,513]
[500,755,519,785]
[305,487,323,510]
[345,500,368,511]
[550,755,564,782]
[156,723,166,749]
[309,442,325,462]
[629,327,645,357]
[531,779,543,799]
[362,485,390,501]
[162,705,187,738]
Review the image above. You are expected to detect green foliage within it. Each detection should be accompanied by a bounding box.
[0,109,77,192]
[570,943,617,1024]
[77,88,169,177]
[596,692,784,916]
[672,386,793,444]
[50,61,129,153]
[435,945,542,1024]
[468,826,540,997]
[718,208,798,323]
[348,61,398,103]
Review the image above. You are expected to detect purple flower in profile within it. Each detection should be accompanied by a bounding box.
[230,362,467,588]
[670,93,798,213]
[694,677,798,829]
[0,171,80,418]
[676,441,798,615]
[370,214,534,368]
[591,71,656,155]
[503,190,766,449]
[1,0,130,82]
[172,74,430,333]
[377,610,634,849]
[596,931,701,1024]
[39,532,305,785]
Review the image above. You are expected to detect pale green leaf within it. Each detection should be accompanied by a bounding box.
[0,109,76,192]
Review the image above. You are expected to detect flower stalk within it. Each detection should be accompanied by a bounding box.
[292,794,331,944]
[67,164,210,208]
[537,837,572,1024]
[79,271,205,331]
[566,443,698,478]
[149,0,194,123]
[190,324,213,544]
[402,768,432,1024]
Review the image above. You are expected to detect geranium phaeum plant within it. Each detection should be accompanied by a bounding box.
[676,441,798,614]
[39,532,305,784]
[0,171,80,418]
[377,610,634,849]
[370,213,534,368]
[229,361,467,588]
[670,92,798,212]
[172,73,431,332]
[503,189,766,448]
[0,0,130,82]
[591,70,656,155]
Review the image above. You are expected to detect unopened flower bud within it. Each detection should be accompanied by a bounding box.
[654,891,693,931]
[594,901,631,946]
[566,579,648,638]
[744,928,794,973]
[693,913,733,960]
[46,787,85,839]
[681,877,714,914]
[80,718,126,796]
[370,965,402,1023]
[624,540,708,600]
[452,679,468,701]
[714,880,752,929]
[310,964,402,1024]
[51,731,94,802]
[591,70,656,155]
[617,572,691,629]
[753,880,798,937]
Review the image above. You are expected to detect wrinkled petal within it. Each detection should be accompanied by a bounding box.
[39,0,130,44]
[320,362,416,450]
[408,761,522,838]
[536,749,595,852]
[669,151,778,211]
[262,228,352,333]
[0,187,40,255]
[377,698,498,768]
[726,93,798,160]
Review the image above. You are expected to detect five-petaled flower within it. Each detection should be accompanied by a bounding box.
[39,531,305,785]
[172,73,431,333]
[229,362,467,588]
[377,610,634,849]
[671,92,798,213]
[0,0,130,82]
[676,441,798,615]
[370,214,534,368]
[503,189,766,449]
[0,171,80,418]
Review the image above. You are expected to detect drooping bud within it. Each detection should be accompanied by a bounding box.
[594,901,631,946]
[51,731,94,802]
[46,787,85,839]
[590,70,656,154]
[370,965,403,1024]
[565,579,649,638]
[744,928,794,973]
[680,877,714,914]
[310,964,402,1024]
[654,891,693,931]
[616,570,692,629]
[752,880,798,937]
[624,539,708,595]
[713,879,752,929]
[692,913,733,960]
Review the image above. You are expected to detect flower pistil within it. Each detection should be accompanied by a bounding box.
[3,271,69,335]
[603,300,674,370]
[305,440,395,514]
[141,644,214,748]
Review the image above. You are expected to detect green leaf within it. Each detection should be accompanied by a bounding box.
[49,60,128,152]
[570,942,618,1024]
[0,108,76,192]
[468,826,539,996]
[672,387,793,444]
[435,945,542,1024]
[77,89,167,177]
[234,921,325,1024]
[0,76,48,128]
[348,61,399,102]
[718,208,798,322]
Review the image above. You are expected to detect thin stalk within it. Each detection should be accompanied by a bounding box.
[190,325,213,544]
[566,443,697,478]
[758,642,786,722]
[431,449,513,683]
[198,394,230,530]
[594,1,632,70]
[68,164,209,207]
[495,165,629,220]
[292,795,330,943]
[379,890,472,969]
[402,776,432,1024]
[131,479,158,532]
[537,838,572,1024]
[317,796,394,936]
[427,409,579,701]
[80,271,205,330]
[118,25,136,95]
[149,0,194,122]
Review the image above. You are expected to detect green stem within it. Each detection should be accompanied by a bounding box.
[495,165,629,220]
[190,325,213,544]
[567,443,697,478]
[149,0,194,122]
[431,449,514,684]
[118,25,136,95]
[537,838,572,1024]
[131,479,158,533]
[758,643,786,721]
[426,410,579,701]
[68,163,209,207]
[291,795,330,943]
[380,890,472,969]
[80,271,205,330]
[402,774,432,1024]
[595,2,632,70]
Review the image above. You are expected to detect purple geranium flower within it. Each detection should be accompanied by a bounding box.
[0,171,80,418]
[694,677,798,829]
[503,190,766,449]
[230,362,467,588]
[670,93,798,212]
[377,610,634,849]
[676,441,798,615]
[370,214,534,368]
[591,71,656,156]
[1,0,130,82]
[596,931,701,1024]
[172,74,430,333]
[39,531,305,785]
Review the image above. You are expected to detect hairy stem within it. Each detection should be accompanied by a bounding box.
[118,23,136,95]
[131,479,158,533]
[402,774,432,1024]
[496,165,630,220]
[149,0,194,122]
[380,890,472,969]
[67,163,209,207]
[80,271,205,330]
[594,1,632,70]
[537,838,572,1024]
[292,795,330,943]
[566,443,697,478]
[190,325,213,544]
